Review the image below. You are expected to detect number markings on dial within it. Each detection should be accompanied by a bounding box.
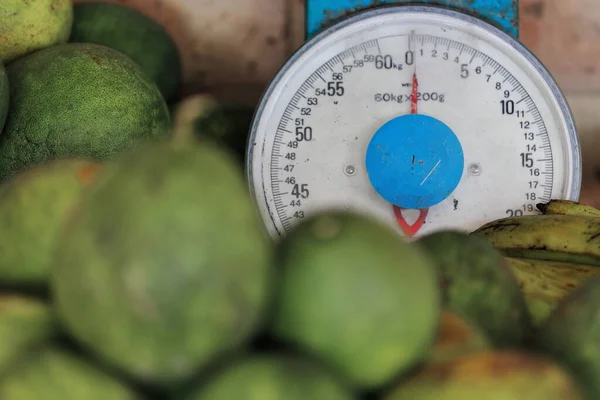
[266,34,554,235]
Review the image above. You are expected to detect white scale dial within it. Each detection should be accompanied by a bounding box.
[247,6,581,240]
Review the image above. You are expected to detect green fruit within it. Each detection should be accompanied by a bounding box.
[0,296,57,375]
[51,139,274,384]
[0,0,73,63]
[171,94,254,163]
[70,2,181,102]
[427,311,489,365]
[171,94,218,138]
[537,275,600,399]
[384,351,585,400]
[189,354,355,400]
[0,347,138,399]
[0,61,7,134]
[194,102,253,161]
[524,297,555,330]
[0,42,170,180]
[270,212,441,390]
[417,230,531,346]
[0,159,103,285]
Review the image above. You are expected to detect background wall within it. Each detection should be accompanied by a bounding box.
[75,0,600,205]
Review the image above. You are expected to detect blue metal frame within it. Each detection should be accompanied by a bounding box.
[306,0,519,40]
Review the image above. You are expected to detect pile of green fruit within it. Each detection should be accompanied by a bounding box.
[0,137,599,400]
[0,1,252,181]
[2,1,600,400]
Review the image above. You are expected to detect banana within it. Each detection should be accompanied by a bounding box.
[537,199,600,217]
[504,257,600,326]
[472,214,600,266]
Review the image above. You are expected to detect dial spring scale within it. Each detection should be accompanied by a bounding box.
[247,5,581,240]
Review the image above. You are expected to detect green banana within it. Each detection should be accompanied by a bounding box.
[537,200,600,217]
[472,214,600,266]
[504,257,600,327]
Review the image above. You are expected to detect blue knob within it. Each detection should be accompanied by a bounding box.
[365,114,464,209]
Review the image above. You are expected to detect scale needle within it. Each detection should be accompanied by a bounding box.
[393,37,429,238]
[409,30,419,114]
[411,72,419,114]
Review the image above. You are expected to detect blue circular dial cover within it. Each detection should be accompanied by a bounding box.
[365,114,465,209]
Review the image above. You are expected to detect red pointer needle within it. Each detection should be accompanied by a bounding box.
[410,72,419,114]
[393,72,429,237]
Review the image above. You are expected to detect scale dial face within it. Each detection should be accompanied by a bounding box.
[247,5,581,240]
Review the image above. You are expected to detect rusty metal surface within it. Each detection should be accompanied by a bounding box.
[306,0,519,39]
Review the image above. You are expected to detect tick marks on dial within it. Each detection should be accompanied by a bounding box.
[263,31,559,240]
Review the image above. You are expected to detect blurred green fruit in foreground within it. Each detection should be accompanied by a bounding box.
[0,159,102,285]
[417,230,531,346]
[51,139,274,384]
[0,347,138,399]
[271,212,441,390]
[537,275,600,399]
[384,351,585,400]
[427,311,490,365]
[189,354,355,400]
[0,296,57,376]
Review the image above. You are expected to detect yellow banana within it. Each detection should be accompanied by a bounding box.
[504,257,600,326]
[537,200,600,217]
[472,214,600,266]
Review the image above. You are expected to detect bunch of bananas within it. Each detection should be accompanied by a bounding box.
[472,200,600,327]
